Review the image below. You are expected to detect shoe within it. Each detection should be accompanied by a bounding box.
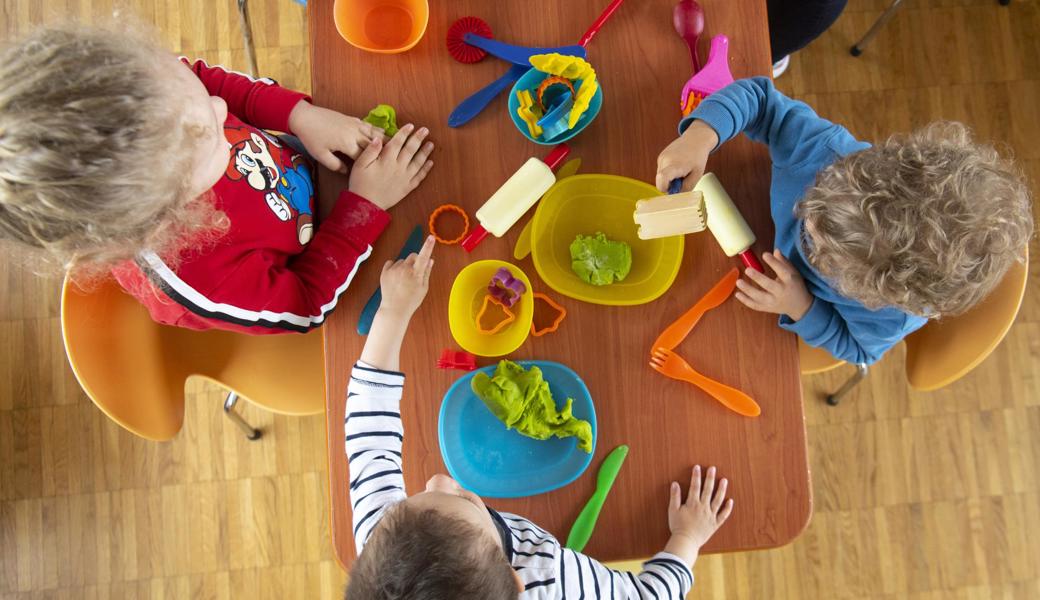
[772,55,790,79]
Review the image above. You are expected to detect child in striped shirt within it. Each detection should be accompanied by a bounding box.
[343,236,735,599]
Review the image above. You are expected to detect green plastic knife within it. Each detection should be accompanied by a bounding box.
[565,444,629,552]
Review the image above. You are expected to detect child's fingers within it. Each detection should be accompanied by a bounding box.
[717,498,734,523]
[315,150,346,174]
[735,279,770,304]
[700,466,716,504]
[381,259,394,275]
[669,481,682,512]
[688,465,702,505]
[410,161,434,188]
[408,141,435,175]
[743,267,781,294]
[398,126,428,163]
[735,291,766,312]
[710,478,728,513]
[762,250,793,281]
[422,259,434,288]
[354,137,383,168]
[383,124,415,160]
[413,236,435,273]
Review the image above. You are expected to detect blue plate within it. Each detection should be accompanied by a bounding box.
[438,361,597,498]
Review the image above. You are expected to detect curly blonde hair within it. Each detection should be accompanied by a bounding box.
[797,122,1033,317]
[0,24,227,276]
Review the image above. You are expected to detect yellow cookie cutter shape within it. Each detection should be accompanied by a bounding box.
[530,292,567,337]
[516,89,544,138]
[530,53,598,128]
[428,204,470,245]
[448,260,534,357]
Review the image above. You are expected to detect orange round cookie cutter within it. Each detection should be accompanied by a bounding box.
[428,204,470,245]
[530,292,567,337]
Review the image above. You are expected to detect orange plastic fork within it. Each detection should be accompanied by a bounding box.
[649,347,761,417]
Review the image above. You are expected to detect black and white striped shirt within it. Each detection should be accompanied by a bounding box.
[346,362,695,599]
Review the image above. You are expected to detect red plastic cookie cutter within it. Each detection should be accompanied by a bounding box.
[436,349,478,371]
[428,204,470,245]
[531,292,567,337]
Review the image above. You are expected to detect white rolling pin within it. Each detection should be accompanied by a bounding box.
[695,172,763,272]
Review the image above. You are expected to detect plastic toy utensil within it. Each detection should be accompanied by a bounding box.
[428,204,470,245]
[565,444,629,552]
[652,268,738,351]
[436,349,478,371]
[463,33,586,67]
[475,295,517,335]
[448,0,626,128]
[537,92,575,141]
[516,90,544,138]
[446,17,493,63]
[530,292,567,337]
[673,0,705,73]
[650,348,761,417]
[357,225,425,335]
[536,76,576,111]
[680,35,733,116]
[488,267,527,308]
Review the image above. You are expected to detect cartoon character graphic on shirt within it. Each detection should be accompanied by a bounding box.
[224,126,314,244]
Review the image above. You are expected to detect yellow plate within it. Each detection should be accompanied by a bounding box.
[530,174,684,306]
[448,260,534,357]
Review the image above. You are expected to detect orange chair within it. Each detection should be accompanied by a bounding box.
[800,252,1029,403]
[60,276,326,441]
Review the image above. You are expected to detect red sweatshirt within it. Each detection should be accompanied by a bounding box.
[113,59,390,334]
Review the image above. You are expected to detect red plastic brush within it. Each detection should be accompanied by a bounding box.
[446,17,493,64]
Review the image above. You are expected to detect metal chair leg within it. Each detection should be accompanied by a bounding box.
[850,0,905,56]
[237,0,259,76]
[826,363,869,406]
[223,392,262,440]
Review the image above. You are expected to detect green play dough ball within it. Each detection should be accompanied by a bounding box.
[569,232,632,286]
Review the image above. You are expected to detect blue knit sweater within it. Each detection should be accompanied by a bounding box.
[680,77,927,365]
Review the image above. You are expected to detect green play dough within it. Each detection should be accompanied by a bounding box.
[363,104,399,136]
[471,360,593,453]
[569,232,632,286]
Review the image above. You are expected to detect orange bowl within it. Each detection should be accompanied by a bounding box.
[333,0,429,54]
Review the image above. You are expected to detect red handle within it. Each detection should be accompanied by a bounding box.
[578,0,626,48]
[543,143,571,171]
[739,250,763,273]
[461,225,490,252]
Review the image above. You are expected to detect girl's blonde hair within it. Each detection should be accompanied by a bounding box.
[797,122,1033,317]
[0,24,227,276]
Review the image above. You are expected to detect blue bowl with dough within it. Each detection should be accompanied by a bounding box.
[507,68,603,145]
[438,360,597,498]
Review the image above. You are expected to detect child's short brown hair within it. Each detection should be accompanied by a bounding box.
[0,24,225,275]
[797,121,1033,317]
[345,503,518,600]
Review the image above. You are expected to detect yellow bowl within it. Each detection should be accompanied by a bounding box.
[529,174,684,305]
[333,0,429,54]
[449,261,534,357]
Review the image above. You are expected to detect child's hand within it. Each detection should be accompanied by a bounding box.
[665,465,734,564]
[735,250,814,321]
[288,101,386,172]
[378,235,435,319]
[348,124,435,210]
[654,120,719,193]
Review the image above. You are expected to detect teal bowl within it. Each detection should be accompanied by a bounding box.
[507,67,603,145]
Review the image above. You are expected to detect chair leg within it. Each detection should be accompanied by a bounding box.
[826,363,869,406]
[223,392,262,440]
[850,0,906,56]
[237,0,260,76]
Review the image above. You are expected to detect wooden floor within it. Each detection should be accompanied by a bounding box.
[1,0,1038,598]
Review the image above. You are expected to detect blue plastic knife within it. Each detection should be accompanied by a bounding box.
[357,225,425,335]
[449,64,529,128]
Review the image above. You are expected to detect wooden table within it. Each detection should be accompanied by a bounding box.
[310,0,810,569]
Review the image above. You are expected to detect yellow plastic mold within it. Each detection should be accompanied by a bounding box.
[528,174,684,306]
[448,260,534,356]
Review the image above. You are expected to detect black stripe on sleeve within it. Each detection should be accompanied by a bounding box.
[645,570,672,599]
[647,561,685,592]
[349,376,403,389]
[586,555,600,599]
[523,579,555,591]
[513,550,554,559]
[351,484,401,508]
[345,411,401,423]
[348,449,402,462]
[646,557,692,584]
[353,364,405,377]
[349,468,402,490]
[353,506,383,536]
[575,553,585,600]
[345,431,403,442]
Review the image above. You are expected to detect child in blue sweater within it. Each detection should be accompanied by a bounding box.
[656,78,1033,364]
[344,236,734,599]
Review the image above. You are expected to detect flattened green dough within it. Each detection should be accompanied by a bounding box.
[471,360,593,453]
[363,104,399,136]
[570,232,632,286]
